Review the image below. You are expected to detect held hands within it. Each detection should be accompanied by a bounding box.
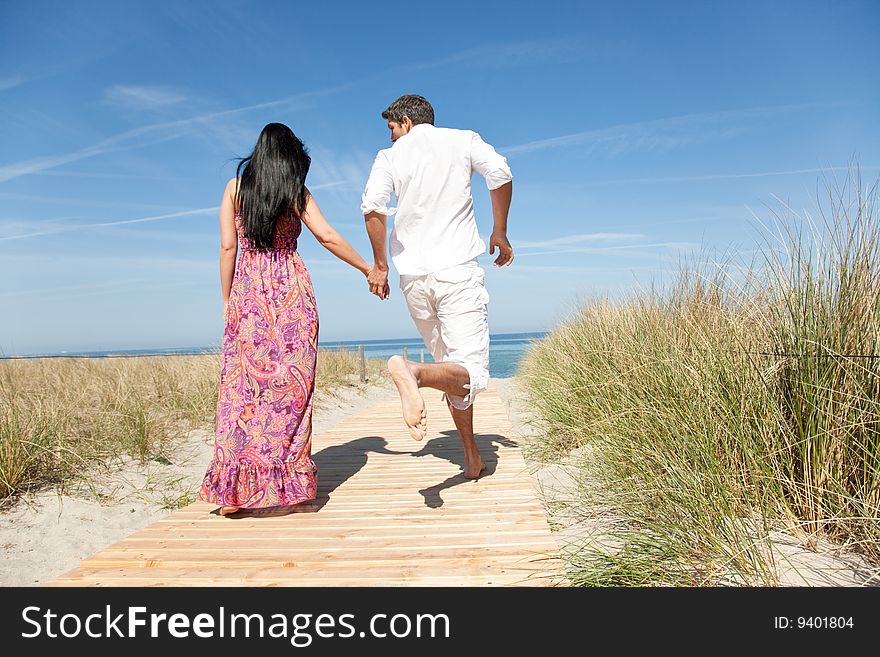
[489,231,514,267]
[367,265,390,300]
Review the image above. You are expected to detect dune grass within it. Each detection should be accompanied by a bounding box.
[0,349,387,502]
[520,172,880,585]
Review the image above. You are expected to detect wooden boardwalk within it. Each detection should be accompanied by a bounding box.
[48,382,566,587]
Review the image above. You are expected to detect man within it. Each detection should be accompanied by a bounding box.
[361,94,514,480]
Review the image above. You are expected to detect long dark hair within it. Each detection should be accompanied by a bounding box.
[235,123,311,249]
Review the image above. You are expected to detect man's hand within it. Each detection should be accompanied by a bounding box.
[367,265,390,300]
[489,232,514,267]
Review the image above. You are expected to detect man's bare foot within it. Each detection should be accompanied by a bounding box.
[463,458,486,480]
[388,355,427,440]
[219,506,240,516]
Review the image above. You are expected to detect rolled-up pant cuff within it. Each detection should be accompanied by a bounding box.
[444,361,489,410]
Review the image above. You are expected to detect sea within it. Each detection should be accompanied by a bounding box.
[320,332,547,378]
[7,332,547,379]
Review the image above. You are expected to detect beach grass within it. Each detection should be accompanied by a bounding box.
[0,349,387,502]
[521,171,880,585]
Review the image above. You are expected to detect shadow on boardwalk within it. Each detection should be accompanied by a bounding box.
[222,431,517,517]
[314,435,397,497]
[312,431,518,509]
[412,431,518,508]
[214,437,394,518]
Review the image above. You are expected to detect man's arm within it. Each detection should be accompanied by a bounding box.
[471,132,514,267]
[361,151,395,299]
[488,181,513,267]
[364,211,390,299]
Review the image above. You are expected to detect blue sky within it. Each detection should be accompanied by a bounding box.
[1,0,878,355]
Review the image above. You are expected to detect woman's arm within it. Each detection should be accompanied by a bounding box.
[219,178,239,310]
[301,192,371,277]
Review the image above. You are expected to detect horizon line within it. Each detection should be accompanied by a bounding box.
[0,331,549,359]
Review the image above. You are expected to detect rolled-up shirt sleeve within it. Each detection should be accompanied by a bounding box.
[361,150,397,216]
[469,131,513,190]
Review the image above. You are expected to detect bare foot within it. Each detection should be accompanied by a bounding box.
[463,458,486,480]
[219,506,240,516]
[388,355,427,440]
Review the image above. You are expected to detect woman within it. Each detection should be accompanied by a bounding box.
[198,123,371,516]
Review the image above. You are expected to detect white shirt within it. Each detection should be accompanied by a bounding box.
[361,123,513,276]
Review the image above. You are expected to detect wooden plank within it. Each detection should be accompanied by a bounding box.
[86,539,560,557]
[150,508,548,524]
[48,574,561,587]
[82,547,561,567]
[140,520,548,533]
[51,564,564,583]
[124,525,551,539]
[146,510,550,525]
[84,537,558,559]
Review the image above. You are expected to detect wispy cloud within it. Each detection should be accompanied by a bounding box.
[308,149,377,196]
[517,232,647,249]
[502,103,836,157]
[508,263,659,274]
[584,164,880,185]
[0,179,353,242]
[0,126,177,184]
[0,83,355,184]
[104,84,188,109]
[517,241,700,258]
[0,207,218,241]
[0,251,214,273]
[309,180,353,192]
[0,277,151,300]
[0,191,183,210]
[0,76,26,92]
[0,216,84,239]
[489,231,697,260]
[27,169,178,180]
[406,36,593,72]
[0,36,598,184]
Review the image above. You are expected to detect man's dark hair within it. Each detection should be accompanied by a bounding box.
[381,95,434,126]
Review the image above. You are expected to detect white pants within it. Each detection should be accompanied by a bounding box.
[399,259,490,410]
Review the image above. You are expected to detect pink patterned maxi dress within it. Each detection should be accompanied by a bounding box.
[199,209,319,508]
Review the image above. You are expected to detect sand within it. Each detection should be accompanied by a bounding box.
[0,380,395,587]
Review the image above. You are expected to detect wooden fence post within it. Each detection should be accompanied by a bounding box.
[402,346,408,360]
[358,345,366,383]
